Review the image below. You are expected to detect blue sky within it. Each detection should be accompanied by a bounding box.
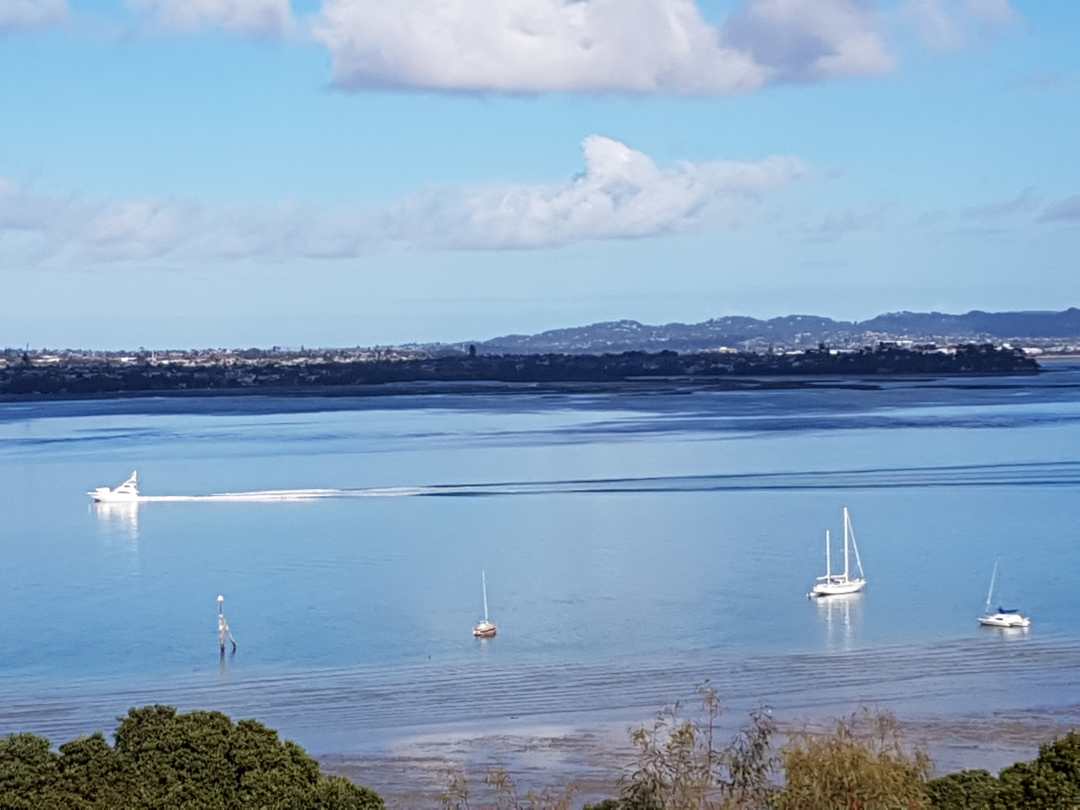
[2,0,1078,348]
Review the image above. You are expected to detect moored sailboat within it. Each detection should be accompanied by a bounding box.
[472,569,497,638]
[810,507,867,597]
[978,560,1031,628]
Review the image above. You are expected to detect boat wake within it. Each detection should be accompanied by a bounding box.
[137,487,432,503]
[123,460,1080,503]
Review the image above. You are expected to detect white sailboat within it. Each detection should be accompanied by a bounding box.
[810,507,866,597]
[978,560,1031,628]
[472,569,497,638]
[88,471,140,503]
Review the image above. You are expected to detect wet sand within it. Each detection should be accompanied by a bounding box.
[321,706,1080,809]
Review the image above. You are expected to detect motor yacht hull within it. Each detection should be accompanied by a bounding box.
[89,489,139,503]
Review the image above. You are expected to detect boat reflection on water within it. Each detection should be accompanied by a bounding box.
[815,592,863,652]
[91,499,140,541]
[980,622,1031,641]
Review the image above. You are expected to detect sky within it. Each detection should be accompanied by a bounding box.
[2,0,1079,348]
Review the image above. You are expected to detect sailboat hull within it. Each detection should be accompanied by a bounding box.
[978,614,1030,628]
[812,578,866,597]
[472,621,497,638]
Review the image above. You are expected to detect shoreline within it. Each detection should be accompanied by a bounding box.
[319,706,1077,808]
[2,635,1076,806]
[0,368,1053,405]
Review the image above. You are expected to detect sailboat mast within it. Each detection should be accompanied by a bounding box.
[825,529,831,578]
[985,560,998,613]
[482,569,489,622]
[842,507,850,580]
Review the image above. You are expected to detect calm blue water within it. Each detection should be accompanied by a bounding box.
[2,368,1079,752]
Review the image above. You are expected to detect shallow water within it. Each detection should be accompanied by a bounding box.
[1,367,1079,755]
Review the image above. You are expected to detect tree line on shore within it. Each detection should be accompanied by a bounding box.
[0,344,1036,397]
[2,693,1077,809]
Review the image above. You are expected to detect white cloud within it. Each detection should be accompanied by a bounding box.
[0,0,68,32]
[0,137,806,264]
[387,136,806,248]
[128,0,293,36]
[905,0,1017,49]
[724,0,893,82]
[314,0,892,96]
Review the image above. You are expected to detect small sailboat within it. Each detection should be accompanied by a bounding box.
[978,560,1031,628]
[810,507,866,597]
[88,471,139,503]
[472,569,497,638]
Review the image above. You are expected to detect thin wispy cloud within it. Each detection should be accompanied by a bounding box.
[0,0,68,33]
[805,203,892,242]
[127,0,293,36]
[0,137,805,265]
[1038,195,1080,225]
[904,0,1018,50]
[958,187,1038,220]
[901,188,1044,240]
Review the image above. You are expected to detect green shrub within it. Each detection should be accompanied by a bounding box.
[774,709,932,810]
[925,768,998,809]
[0,705,382,810]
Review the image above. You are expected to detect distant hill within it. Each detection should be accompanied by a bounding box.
[459,308,1080,354]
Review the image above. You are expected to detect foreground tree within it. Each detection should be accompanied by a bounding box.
[583,684,778,810]
[775,709,932,810]
[0,705,382,809]
[925,768,998,809]
[928,731,1080,809]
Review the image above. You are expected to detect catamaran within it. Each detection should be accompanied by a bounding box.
[978,560,1031,628]
[810,507,866,597]
[472,569,497,638]
[88,471,140,503]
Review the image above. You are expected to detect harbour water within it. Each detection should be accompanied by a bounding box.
[2,367,1079,792]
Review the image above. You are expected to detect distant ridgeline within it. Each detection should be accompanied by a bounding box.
[466,307,1080,354]
[0,344,1037,398]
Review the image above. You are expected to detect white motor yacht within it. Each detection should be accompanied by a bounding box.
[810,507,867,597]
[88,471,140,503]
[978,560,1031,628]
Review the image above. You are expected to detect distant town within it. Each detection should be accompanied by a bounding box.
[0,342,1038,399]
[6,308,1077,397]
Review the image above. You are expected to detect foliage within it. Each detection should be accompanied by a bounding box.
[993,731,1080,808]
[774,708,932,810]
[0,705,382,810]
[588,683,777,810]
[440,766,575,810]
[924,731,1080,809]
[925,769,998,809]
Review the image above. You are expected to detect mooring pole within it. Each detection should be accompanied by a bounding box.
[217,594,237,656]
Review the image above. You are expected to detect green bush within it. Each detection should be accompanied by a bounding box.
[774,709,932,810]
[925,769,998,809]
[0,705,382,810]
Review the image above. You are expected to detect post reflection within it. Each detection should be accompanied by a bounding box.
[815,593,863,652]
[92,500,140,542]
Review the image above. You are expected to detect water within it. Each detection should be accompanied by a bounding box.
[2,367,1080,757]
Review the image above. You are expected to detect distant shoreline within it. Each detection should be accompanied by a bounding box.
[0,345,1047,403]
[0,370,1049,405]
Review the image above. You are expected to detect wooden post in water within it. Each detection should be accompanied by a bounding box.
[217,594,237,656]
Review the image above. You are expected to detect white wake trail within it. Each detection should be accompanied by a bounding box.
[136,486,432,503]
